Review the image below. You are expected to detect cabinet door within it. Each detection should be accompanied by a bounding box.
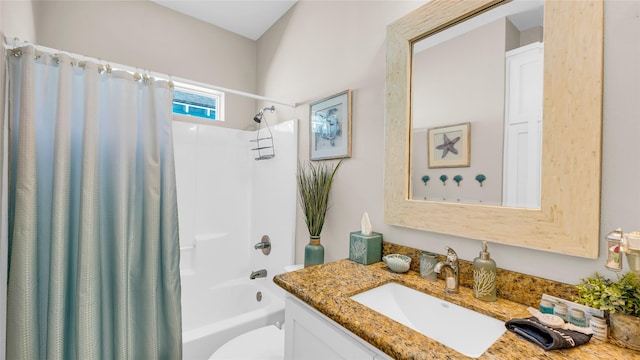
[285,296,377,360]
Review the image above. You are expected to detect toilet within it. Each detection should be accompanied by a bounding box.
[283,264,303,272]
[208,264,303,360]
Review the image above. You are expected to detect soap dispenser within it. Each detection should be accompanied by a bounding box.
[473,241,497,302]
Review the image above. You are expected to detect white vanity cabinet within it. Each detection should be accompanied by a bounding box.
[284,295,393,360]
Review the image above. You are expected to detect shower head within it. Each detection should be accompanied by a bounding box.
[253,105,276,123]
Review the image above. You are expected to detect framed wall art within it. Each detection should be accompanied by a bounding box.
[427,122,470,168]
[309,90,352,160]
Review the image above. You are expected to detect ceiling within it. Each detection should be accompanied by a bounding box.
[150,0,298,41]
[415,0,544,52]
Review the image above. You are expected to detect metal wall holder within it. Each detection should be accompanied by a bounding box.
[250,136,275,160]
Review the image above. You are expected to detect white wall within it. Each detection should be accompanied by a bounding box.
[1,1,36,42]
[257,0,426,267]
[411,18,508,205]
[1,3,300,358]
[30,0,258,130]
[6,0,640,287]
[257,0,640,285]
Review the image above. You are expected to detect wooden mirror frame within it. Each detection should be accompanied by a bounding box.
[384,0,604,258]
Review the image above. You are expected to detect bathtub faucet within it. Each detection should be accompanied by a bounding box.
[250,269,267,280]
[254,235,271,255]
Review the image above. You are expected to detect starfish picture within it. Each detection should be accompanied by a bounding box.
[435,133,460,158]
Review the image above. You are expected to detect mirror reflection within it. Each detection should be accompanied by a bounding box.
[410,0,544,208]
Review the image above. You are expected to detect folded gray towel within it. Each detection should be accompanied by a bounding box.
[505,317,592,351]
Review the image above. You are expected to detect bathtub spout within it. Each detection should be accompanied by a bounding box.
[250,269,267,280]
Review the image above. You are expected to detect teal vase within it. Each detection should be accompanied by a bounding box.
[304,237,324,268]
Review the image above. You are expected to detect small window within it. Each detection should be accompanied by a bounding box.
[172,82,224,122]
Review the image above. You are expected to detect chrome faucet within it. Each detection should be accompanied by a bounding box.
[254,242,270,250]
[254,235,271,255]
[250,269,267,280]
[434,247,459,294]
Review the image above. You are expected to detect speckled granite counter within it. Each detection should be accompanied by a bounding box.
[274,259,638,359]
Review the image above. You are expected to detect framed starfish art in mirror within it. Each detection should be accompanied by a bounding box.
[427,122,470,168]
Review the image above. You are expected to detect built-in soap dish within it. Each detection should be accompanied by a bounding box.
[382,254,411,273]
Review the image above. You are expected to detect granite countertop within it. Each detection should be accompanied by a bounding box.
[273,259,636,360]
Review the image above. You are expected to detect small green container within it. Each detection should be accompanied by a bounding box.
[304,237,324,268]
[349,231,383,265]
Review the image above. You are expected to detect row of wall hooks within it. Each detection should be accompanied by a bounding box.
[421,174,487,187]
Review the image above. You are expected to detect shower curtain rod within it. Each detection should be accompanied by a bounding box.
[3,37,297,108]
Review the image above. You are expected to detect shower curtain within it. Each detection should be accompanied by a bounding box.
[5,46,182,359]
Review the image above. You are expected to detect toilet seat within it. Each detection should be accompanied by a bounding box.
[284,264,303,272]
[208,325,284,360]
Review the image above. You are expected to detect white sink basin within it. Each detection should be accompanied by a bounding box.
[350,282,505,358]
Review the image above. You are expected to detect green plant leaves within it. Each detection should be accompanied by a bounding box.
[296,160,342,237]
[576,272,640,316]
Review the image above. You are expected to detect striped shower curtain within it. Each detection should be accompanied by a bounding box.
[5,45,182,359]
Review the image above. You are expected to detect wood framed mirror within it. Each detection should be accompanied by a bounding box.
[384,0,603,258]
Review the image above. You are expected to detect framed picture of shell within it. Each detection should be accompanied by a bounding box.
[309,90,352,161]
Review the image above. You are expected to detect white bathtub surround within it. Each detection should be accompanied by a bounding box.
[208,265,303,360]
[210,324,285,360]
[173,119,298,359]
[182,278,284,360]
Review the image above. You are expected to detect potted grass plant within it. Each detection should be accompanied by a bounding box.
[297,160,342,267]
[576,272,640,350]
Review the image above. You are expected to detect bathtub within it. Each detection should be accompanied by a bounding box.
[182,277,285,360]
